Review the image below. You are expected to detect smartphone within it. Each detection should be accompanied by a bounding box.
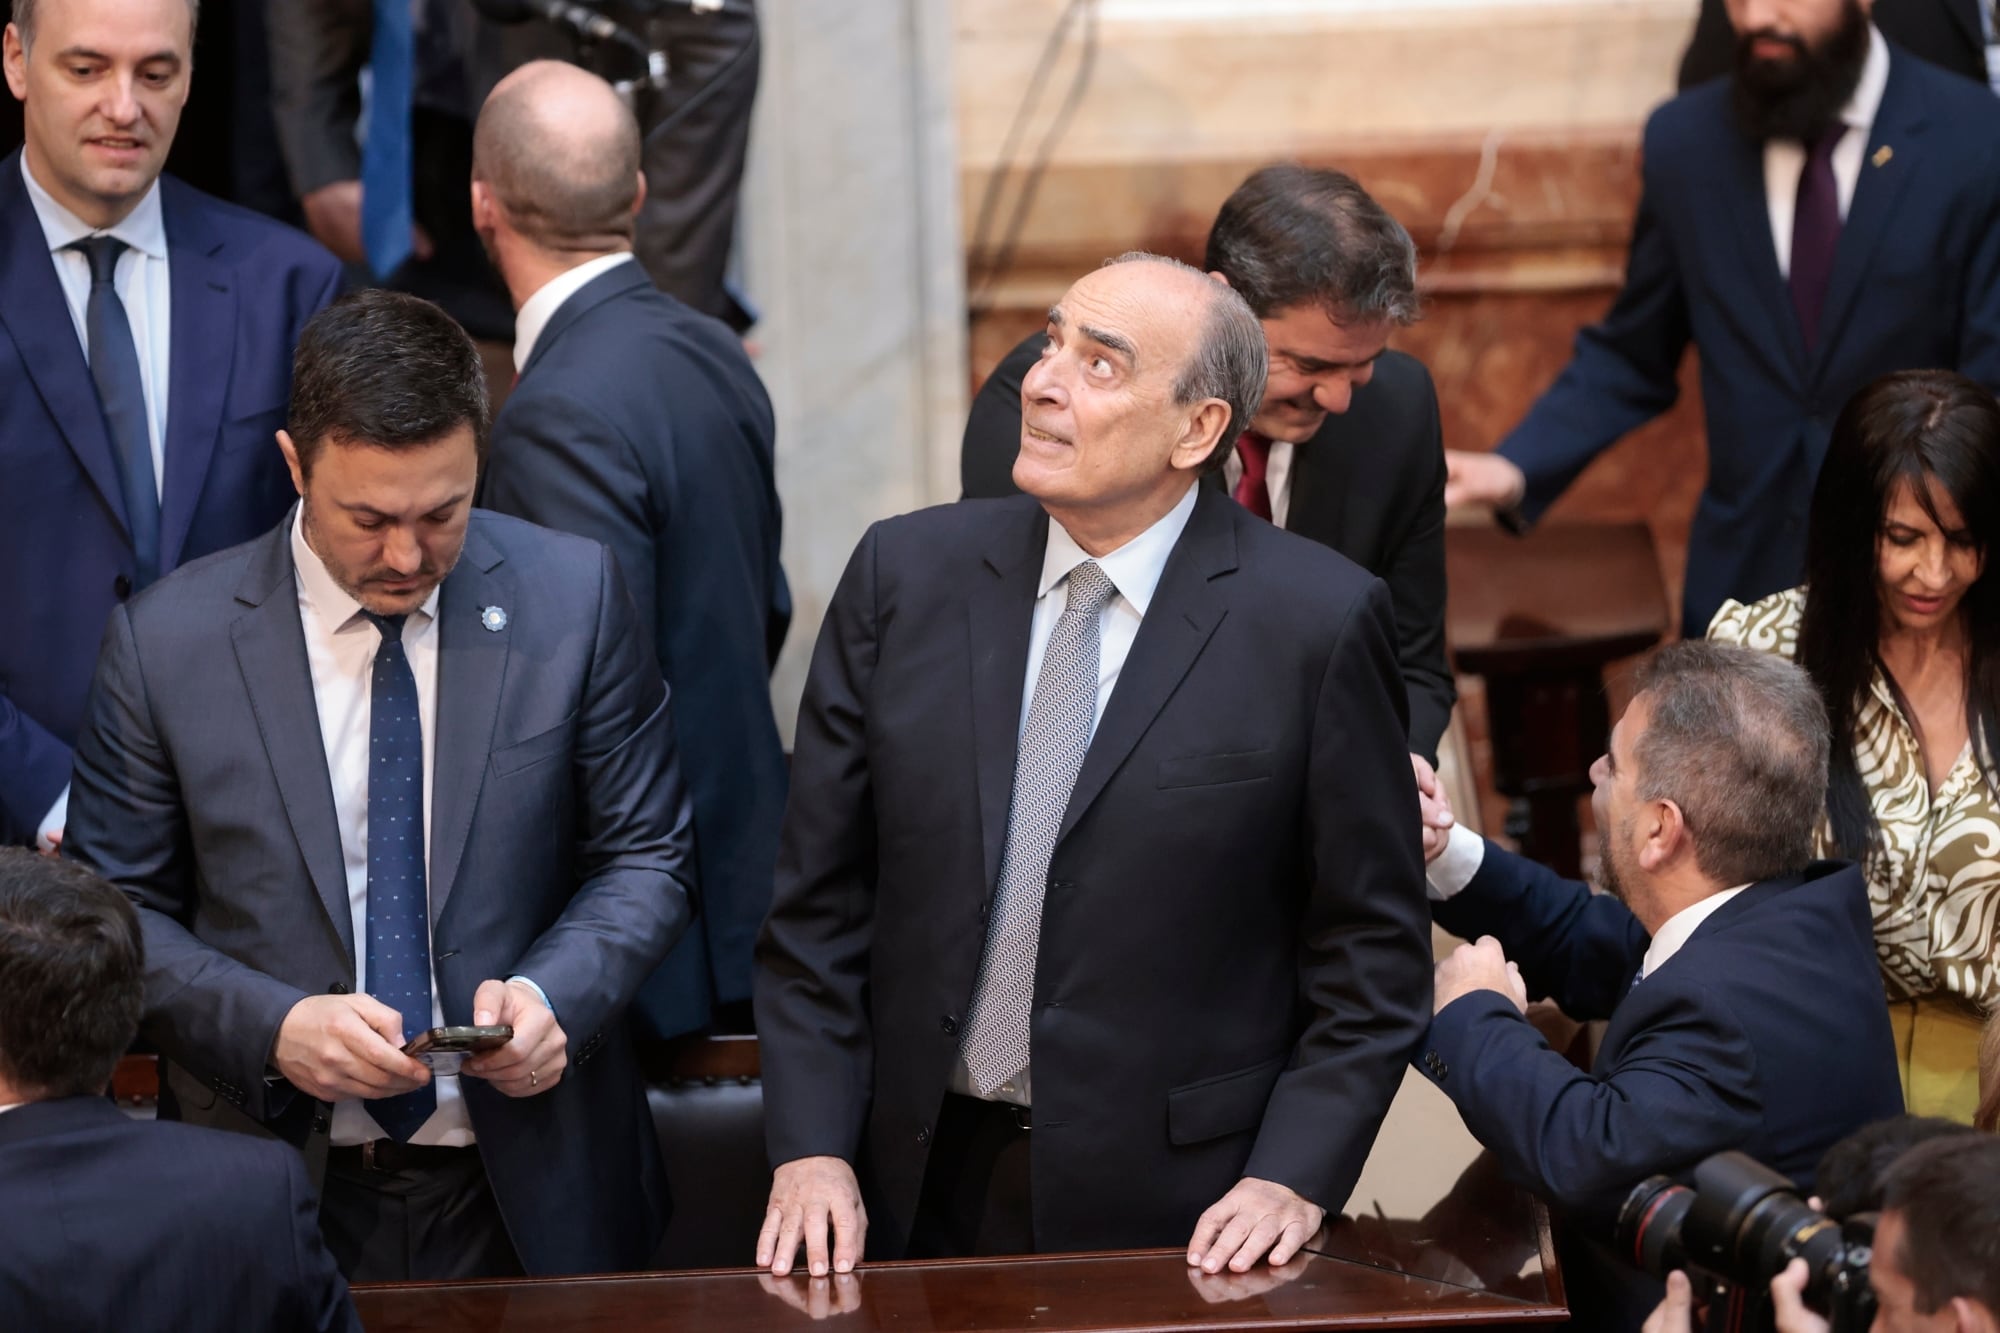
[403,1025,513,1075]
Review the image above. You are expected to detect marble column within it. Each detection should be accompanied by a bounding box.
[739,1,969,739]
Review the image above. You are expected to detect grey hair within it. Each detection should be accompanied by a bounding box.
[1629,641,1831,887]
[12,0,201,46]
[1104,251,1269,473]
[1204,164,1420,327]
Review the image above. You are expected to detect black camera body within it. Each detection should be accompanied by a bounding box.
[1617,1151,1877,1333]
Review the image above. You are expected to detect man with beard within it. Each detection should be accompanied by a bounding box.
[60,290,697,1281]
[1412,641,1904,1331]
[1677,0,1999,93]
[1445,0,2000,638]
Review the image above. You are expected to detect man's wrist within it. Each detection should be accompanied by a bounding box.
[506,975,555,1019]
[1427,825,1487,900]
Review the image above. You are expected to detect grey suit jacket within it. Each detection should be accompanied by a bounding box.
[63,509,695,1275]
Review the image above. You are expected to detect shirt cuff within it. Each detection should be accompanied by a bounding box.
[1427,825,1487,901]
[36,785,69,854]
[507,975,555,1019]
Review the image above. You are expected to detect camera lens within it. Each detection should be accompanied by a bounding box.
[1616,1175,1694,1277]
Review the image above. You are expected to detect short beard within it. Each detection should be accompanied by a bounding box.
[1731,0,1871,143]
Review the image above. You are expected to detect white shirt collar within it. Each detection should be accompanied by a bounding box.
[20,151,167,262]
[0,1103,20,1115]
[290,504,440,632]
[1841,25,1891,137]
[512,251,638,373]
[1038,482,1200,616]
[1640,884,1750,980]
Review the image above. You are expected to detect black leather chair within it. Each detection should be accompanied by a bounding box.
[648,1036,770,1269]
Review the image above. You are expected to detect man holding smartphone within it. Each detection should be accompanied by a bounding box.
[62,291,695,1282]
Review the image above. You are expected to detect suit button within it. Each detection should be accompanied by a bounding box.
[330,982,350,994]
[916,1124,931,1146]
[940,1015,958,1036]
[113,574,132,599]
[313,1114,331,1133]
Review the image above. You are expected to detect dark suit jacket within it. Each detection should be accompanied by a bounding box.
[1499,47,2000,638]
[1678,0,1993,90]
[1422,844,1905,1330]
[962,334,1455,762]
[61,511,696,1275]
[756,487,1434,1256]
[0,151,341,845]
[0,1095,359,1333]
[482,260,789,1040]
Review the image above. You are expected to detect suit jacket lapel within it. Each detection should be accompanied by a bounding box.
[1716,125,1809,383]
[1815,55,1926,373]
[428,523,512,924]
[1057,487,1234,844]
[228,519,354,967]
[0,150,131,542]
[967,505,1047,892]
[158,179,237,572]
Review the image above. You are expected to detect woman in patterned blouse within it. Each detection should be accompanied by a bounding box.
[1709,369,2000,1123]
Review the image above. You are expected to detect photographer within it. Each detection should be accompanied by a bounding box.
[1643,1116,1977,1333]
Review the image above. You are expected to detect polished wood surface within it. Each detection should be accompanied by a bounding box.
[355,1067,1565,1330]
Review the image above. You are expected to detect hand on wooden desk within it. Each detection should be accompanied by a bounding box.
[756,1270,864,1320]
[1184,1239,1319,1304]
[1186,1177,1325,1274]
[759,1155,867,1277]
[1434,938,1529,1016]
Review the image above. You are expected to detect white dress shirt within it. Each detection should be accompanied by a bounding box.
[1984,0,2000,96]
[1427,825,1749,981]
[1763,25,1890,279]
[1221,439,1297,530]
[512,251,637,373]
[291,508,473,1147]
[25,155,175,855]
[950,482,1202,1106]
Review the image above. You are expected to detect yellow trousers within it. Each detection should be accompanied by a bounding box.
[1886,995,1986,1123]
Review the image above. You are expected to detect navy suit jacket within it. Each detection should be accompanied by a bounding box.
[61,511,696,1275]
[0,150,342,844]
[1423,844,1904,1329]
[1498,47,2000,637]
[0,1095,358,1333]
[482,261,789,1040]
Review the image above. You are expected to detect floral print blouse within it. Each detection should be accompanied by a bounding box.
[1710,586,2000,1010]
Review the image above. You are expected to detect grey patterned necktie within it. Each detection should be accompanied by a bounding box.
[961,560,1119,1095]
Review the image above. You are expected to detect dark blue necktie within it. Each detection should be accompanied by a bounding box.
[362,611,436,1140]
[361,0,415,280]
[70,235,160,589]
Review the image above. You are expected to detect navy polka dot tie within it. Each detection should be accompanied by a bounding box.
[362,612,436,1140]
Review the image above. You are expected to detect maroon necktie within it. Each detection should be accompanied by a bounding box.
[1232,432,1273,522]
[1789,125,1846,355]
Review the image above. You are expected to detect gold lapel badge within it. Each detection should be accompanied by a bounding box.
[1871,144,1894,168]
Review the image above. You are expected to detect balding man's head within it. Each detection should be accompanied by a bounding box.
[471,60,642,256]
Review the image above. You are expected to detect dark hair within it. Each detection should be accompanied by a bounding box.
[1813,1116,1975,1219]
[471,62,642,254]
[1630,641,1831,886]
[0,849,144,1100]
[287,290,490,478]
[11,0,200,47]
[1797,370,2000,863]
[1202,164,1420,327]
[1880,1135,2000,1316]
[1104,252,1269,473]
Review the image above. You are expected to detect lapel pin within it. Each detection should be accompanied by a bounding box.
[480,605,508,633]
[1871,144,1893,168]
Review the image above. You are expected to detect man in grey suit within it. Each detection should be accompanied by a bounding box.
[62,290,695,1281]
